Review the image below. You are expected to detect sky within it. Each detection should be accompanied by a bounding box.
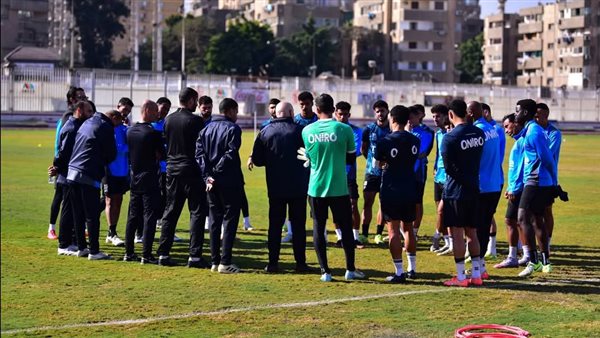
[479,0,552,18]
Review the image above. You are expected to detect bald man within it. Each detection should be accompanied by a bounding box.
[250,101,311,273]
[123,100,166,263]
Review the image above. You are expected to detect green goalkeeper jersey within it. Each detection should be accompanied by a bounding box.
[302,118,356,197]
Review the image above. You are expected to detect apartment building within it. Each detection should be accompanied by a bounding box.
[482,12,519,85]
[353,0,482,82]
[515,0,599,89]
[1,0,50,58]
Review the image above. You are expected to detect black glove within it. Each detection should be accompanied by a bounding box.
[555,185,569,202]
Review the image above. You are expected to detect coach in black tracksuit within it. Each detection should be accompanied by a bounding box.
[124,100,165,263]
[196,98,243,273]
[156,88,209,268]
[52,101,93,253]
[250,101,310,273]
[67,110,117,259]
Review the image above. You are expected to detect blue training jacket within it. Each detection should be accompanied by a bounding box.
[474,117,503,193]
[151,118,167,173]
[107,124,129,177]
[294,113,318,128]
[362,122,391,177]
[433,128,447,184]
[522,120,557,187]
[545,123,562,177]
[344,123,362,181]
[506,128,526,194]
[490,120,506,185]
[411,124,434,183]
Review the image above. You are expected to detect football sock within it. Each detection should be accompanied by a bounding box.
[376,224,384,236]
[48,224,55,232]
[433,231,441,239]
[243,216,250,224]
[407,252,416,272]
[454,257,466,281]
[522,245,531,259]
[413,227,419,237]
[488,232,497,254]
[508,246,517,259]
[189,257,200,262]
[393,258,404,276]
[471,257,481,278]
[541,251,550,265]
[529,249,538,264]
[361,224,369,238]
[109,224,117,237]
[480,258,487,273]
[353,229,360,241]
[335,228,343,241]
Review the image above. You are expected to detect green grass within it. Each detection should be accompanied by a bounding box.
[1,129,599,337]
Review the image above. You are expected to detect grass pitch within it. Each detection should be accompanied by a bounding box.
[1,129,599,337]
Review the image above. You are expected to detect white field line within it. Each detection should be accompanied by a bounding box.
[2,278,597,335]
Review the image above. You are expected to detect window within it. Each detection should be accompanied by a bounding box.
[548,43,554,49]
[433,42,443,50]
[433,22,444,31]
[434,1,444,10]
[548,23,554,30]
[17,10,32,18]
[411,1,418,9]
[422,61,428,70]
[409,42,417,49]
[410,22,417,30]
[489,38,501,44]
[547,61,554,67]
[409,62,417,70]
[547,78,553,86]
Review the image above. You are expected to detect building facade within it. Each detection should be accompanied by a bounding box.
[482,9,519,85]
[1,0,50,58]
[352,0,482,82]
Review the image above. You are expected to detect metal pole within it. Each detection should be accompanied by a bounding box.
[156,0,163,72]
[181,6,186,74]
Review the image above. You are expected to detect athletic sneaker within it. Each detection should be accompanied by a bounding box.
[517,256,530,266]
[47,229,58,240]
[123,254,139,262]
[204,218,209,231]
[436,247,453,256]
[484,251,497,260]
[320,273,332,282]
[382,235,390,242]
[334,240,343,248]
[434,244,449,253]
[481,271,490,280]
[469,277,483,286]
[106,234,125,247]
[187,258,210,269]
[88,251,111,260]
[243,221,254,231]
[134,235,143,244]
[385,274,407,283]
[264,264,280,273]
[344,269,366,280]
[355,240,365,249]
[373,234,384,245]
[518,261,543,277]
[211,264,218,272]
[406,270,417,279]
[140,255,157,265]
[218,264,240,274]
[173,235,183,243]
[281,233,293,243]
[358,234,368,245]
[430,236,440,252]
[494,257,519,269]
[76,248,90,258]
[443,277,470,287]
[57,246,78,256]
[542,264,552,273]
[158,256,177,267]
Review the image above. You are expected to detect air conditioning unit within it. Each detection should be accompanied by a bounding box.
[437,30,447,36]
[265,4,273,12]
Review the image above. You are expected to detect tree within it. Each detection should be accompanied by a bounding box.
[456,32,483,83]
[68,0,129,68]
[270,17,337,77]
[350,27,385,79]
[204,18,275,76]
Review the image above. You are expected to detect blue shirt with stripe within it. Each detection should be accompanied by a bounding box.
[474,117,503,193]
[522,120,557,187]
[506,128,526,194]
[362,122,391,177]
[345,123,362,181]
[151,118,167,173]
[433,128,447,184]
[544,123,562,176]
[107,124,129,177]
[489,120,506,185]
[411,124,434,183]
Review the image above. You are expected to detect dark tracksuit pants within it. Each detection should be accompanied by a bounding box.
[70,182,101,253]
[58,183,86,249]
[125,190,160,257]
[157,175,207,258]
[50,182,64,225]
[308,196,356,274]
[267,196,307,266]
[208,186,242,266]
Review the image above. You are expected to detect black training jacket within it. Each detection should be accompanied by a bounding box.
[68,112,116,183]
[251,117,309,199]
[164,108,204,177]
[195,115,244,188]
[54,116,83,181]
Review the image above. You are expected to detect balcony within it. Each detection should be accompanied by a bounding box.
[486,27,504,40]
[518,22,543,34]
[518,57,542,70]
[485,61,504,74]
[558,16,586,30]
[402,9,447,22]
[558,55,585,67]
[517,75,543,87]
[518,39,542,52]
[395,50,447,62]
[401,29,445,42]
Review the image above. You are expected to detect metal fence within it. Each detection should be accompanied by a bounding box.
[2,67,599,122]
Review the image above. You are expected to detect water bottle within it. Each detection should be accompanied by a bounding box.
[48,175,56,184]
